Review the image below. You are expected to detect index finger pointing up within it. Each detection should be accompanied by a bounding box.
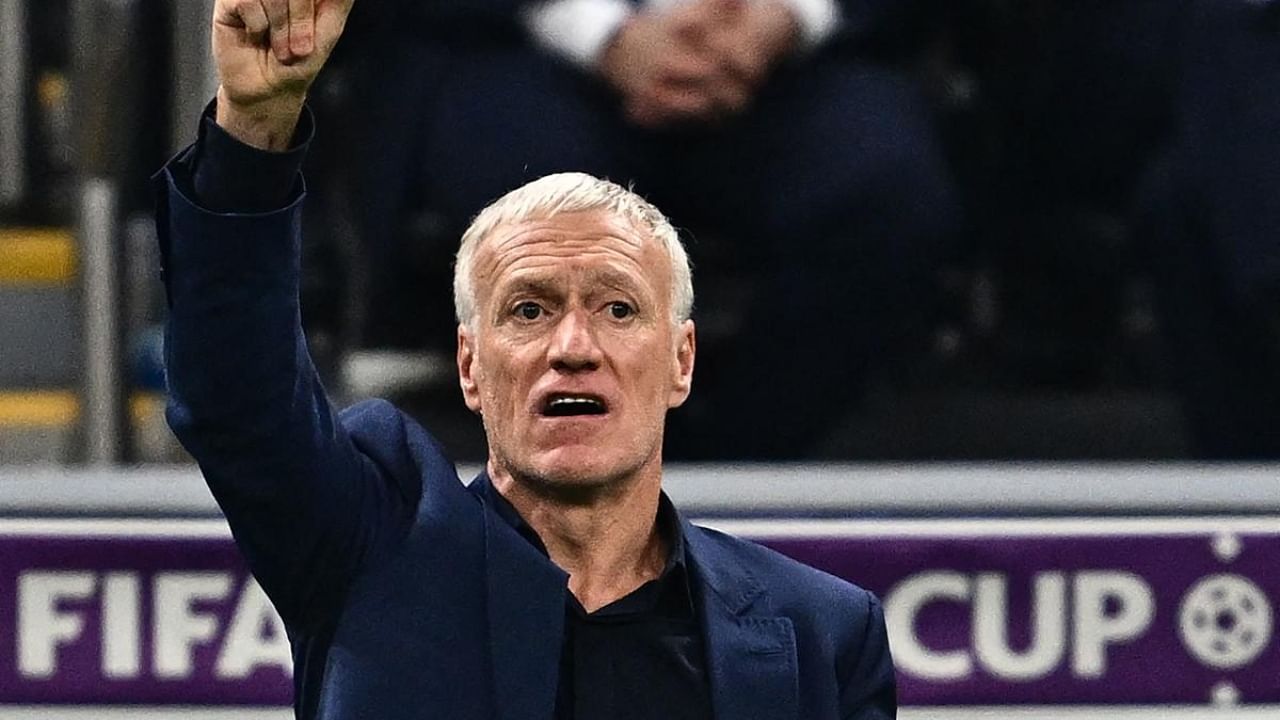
[288,0,315,57]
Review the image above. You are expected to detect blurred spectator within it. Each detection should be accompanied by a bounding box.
[327,0,960,459]
[1137,0,1280,458]
[928,0,1187,388]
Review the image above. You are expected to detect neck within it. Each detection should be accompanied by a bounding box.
[489,461,668,612]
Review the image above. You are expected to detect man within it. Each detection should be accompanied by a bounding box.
[155,1,895,717]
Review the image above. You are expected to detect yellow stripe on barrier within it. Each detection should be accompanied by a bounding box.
[129,393,165,425]
[0,391,78,427]
[0,228,77,284]
[0,391,163,428]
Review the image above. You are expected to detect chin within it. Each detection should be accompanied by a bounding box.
[522,445,652,496]
[535,451,626,486]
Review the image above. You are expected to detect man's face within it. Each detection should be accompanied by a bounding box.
[457,209,695,491]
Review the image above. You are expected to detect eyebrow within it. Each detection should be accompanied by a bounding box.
[587,267,647,294]
[496,267,649,300]
[495,276,560,301]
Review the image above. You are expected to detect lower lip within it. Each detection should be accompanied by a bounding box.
[537,413,610,424]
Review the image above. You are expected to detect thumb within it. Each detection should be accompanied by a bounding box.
[314,0,355,49]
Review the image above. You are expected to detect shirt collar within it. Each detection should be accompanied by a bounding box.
[471,471,692,615]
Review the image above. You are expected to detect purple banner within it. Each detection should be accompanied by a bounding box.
[0,518,1276,707]
[0,523,291,705]
[745,518,1279,707]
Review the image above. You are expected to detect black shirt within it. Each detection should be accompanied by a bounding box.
[186,108,714,720]
[473,475,712,720]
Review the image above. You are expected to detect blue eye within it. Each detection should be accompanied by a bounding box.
[515,302,542,320]
[609,302,633,319]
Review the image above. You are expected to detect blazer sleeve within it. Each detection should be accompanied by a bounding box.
[839,593,898,720]
[153,136,418,632]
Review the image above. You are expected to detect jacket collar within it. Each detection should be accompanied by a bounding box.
[472,474,798,720]
[682,515,800,720]
[475,471,693,608]
[473,473,568,720]
[682,515,767,616]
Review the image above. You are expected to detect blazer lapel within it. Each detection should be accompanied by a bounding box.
[480,488,568,720]
[685,520,799,720]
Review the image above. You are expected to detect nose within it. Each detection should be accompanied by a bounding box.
[547,308,603,372]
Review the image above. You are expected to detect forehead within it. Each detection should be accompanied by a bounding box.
[475,210,670,292]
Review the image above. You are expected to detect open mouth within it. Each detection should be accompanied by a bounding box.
[541,394,608,417]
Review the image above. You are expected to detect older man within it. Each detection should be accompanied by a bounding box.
[155,1,894,717]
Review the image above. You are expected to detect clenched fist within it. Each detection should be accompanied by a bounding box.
[212,0,355,150]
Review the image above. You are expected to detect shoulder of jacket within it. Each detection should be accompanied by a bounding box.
[690,524,878,620]
[339,398,464,504]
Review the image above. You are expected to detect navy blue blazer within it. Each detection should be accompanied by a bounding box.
[154,153,896,719]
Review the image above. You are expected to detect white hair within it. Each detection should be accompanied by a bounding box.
[453,172,694,330]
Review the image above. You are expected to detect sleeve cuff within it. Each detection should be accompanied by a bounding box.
[191,100,314,214]
[521,0,634,68]
[778,0,843,50]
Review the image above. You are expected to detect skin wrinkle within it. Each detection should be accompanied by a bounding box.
[483,222,662,321]
[456,209,695,610]
[490,264,656,330]
[457,196,693,330]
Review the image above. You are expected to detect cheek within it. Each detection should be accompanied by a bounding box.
[478,344,532,407]
[626,343,678,398]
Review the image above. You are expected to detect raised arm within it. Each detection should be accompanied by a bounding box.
[157,0,422,631]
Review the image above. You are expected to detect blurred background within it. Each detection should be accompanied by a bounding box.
[0,0,1278,716]
[3,0,1280,464]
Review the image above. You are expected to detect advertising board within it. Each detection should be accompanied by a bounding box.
[0,517,1276,717]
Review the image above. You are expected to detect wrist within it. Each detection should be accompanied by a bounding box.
[214,86,306,152]
[524,0,635,69]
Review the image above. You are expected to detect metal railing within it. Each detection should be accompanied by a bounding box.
[170,0,219,153]
[71,0,139,464]
[3,462,1279,518]
[0,0,26,207]
[64,0,216,463]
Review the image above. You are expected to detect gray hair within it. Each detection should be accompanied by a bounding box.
[453,172,694,330]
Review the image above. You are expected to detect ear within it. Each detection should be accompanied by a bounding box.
[667,319,696,408]
[457,325,483,414]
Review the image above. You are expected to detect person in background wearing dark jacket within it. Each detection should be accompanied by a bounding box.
[153,1,896,717]
[341,0,959,459]
[1137,0,1280,458]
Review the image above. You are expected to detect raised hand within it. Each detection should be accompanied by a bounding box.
[211,0,355,149]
